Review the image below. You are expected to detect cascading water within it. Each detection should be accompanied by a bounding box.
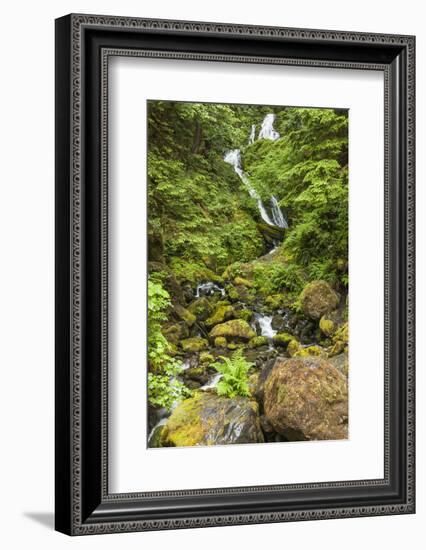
[224,149,277,227]
[195,281,225,298]
[258,113,280,141]
[224,114,288,231]
[200,373,222,391]
[270,196,288,229]
[254,313,277,338]
[248,124,256,145]
[253,312,277,349]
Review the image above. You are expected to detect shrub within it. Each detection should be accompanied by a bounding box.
[211,348,253,398]
[147,277,190,410]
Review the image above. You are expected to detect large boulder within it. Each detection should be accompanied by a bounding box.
[329,352,349,377]
[300,280,340,320]
[161,393,264,446]
[209,319,256,342]
[264,357,348,440]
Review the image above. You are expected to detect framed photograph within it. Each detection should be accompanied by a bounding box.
[55,14,415,535]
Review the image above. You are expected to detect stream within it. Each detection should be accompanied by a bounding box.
[148,114,292,442]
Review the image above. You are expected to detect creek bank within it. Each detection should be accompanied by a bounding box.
[149,274,348,447]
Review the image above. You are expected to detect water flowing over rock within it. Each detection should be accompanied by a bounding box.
[258,113,280,141]
[255,313,276,338]
[270,196,288,229]
[161,392,264,446]
[224,147,287,229]
[248,124,256,144]
[200,372,222,391]
[195,281,225,298]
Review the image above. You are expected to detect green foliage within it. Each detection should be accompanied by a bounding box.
[211,348,252,398]
[148,101,266,275]
[252,260,305,296]
[244,107,348,288]
[147,277,190,410]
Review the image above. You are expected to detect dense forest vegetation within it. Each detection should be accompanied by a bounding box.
[147,101,349,448]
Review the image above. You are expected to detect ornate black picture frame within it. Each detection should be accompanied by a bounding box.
[55,13,415,535]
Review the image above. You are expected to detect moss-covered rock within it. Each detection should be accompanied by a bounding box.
[257,221,284,244]
[329,322,349,357]
[264,357,348,440]
[329,341,346,356]
[199,351,214,364]
[248,372,261,397]
[272,332,293,348]
[319,316,335,337]
[234,276,253,288]
[205,304,235,327]
[209,319,256,342]
[187,296,214,321]
[161,392,264,446]
[287,339,300,357]
[225,284,253,303]
[265,293,287,310]
[271,315,285,331]
[180,337,208,352]
[300,280,340,320]
[319,310,344,337]
[174,304,196,327]
[214,336,227,348]
[293,345,327,358]
[162,322,189,345]
[183,365,209,385]
[334,322,348,344]
[249,336,269,349]
[235,309,253,322]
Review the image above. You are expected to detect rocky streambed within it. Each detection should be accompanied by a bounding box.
[148,271,349,448]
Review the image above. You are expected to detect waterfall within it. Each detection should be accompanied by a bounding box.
[224,113,288,230]
[255,313,277,339]
[224,149,277,227]
[270,196,288,229]
[248,124,256,144]
[258,113,280,141]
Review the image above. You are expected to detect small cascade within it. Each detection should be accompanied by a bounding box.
[254,312,277,349]
[200,372,222,391]
[224,149,277,227]
[258,113,280,141]
[270,196,288,229]
[248,124,256,144]
[255,313,277,339]
[195,281,225,298]
[147,417,168,446]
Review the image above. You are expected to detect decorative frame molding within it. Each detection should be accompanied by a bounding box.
[55,14,415,535]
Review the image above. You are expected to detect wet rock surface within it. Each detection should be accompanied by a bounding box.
[161,392,264,447]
